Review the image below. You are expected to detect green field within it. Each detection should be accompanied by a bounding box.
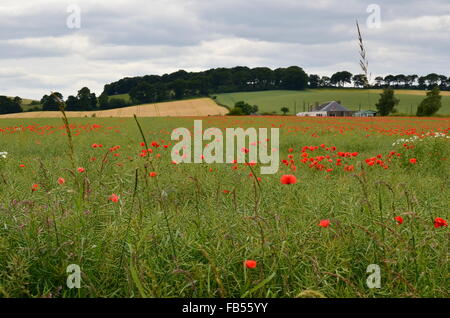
[109,93,132,103]
[0,116,448,298]
[214,89,450,115]
[10,89,450,116]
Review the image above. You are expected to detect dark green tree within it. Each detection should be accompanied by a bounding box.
[41,92,63,111]
[130,82,157,104]
[308,74,320,88]
[0,96,23,114]
[98,93,109,109]
[406,75,418,88]
[425,73,440,88]
[280,66,309,90]
[438,75,448,90]
[417,86,442,116]
[384,75,395,87]
[374,76,384,87]
[352,74,368,88]
[375,88,399,116]
[65,95,79,111]
[281,107,290,115]
[77,87,97,110]
[418,76,427,89]
[234,101,258,115]
[155,83,169,101]
[331,71,353,87]
[13,96,22,106]
[171,80,186,100]
[320,76,331,87]
[394,74,407,88]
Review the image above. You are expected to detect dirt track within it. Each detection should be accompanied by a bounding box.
[0,98,228,118]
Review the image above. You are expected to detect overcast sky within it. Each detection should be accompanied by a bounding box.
[1,0,449,99]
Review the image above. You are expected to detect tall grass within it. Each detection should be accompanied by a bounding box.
[0,116,448,298]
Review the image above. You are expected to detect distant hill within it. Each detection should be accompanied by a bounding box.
[214,89,450,115]
[3,96,41,111]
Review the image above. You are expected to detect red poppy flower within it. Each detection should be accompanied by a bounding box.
[19,164,25,168]
[109,194,119,203]
[319,219,330,228]
[77,167,85,173]
[434,217,448,228]
[57,177,65,185]
[394,216,403,225]
[280,175,297,185]
[31,184,39,192]
[244,260,257,269]
[409,158,417,164]
[149,172,157,177]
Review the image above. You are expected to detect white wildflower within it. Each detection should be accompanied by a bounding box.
[391,132,448,147]
[0,152,7,159]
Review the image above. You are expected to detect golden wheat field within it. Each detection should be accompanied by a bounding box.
[391,89,450,96]
[0,98,228,118]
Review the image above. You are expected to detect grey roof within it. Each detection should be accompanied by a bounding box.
[312,101,350,112]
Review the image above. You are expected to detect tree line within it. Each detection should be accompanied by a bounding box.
[1,66,449,114]
[308,72,450,90]
[105,66,309,105]
[0,96,23,114]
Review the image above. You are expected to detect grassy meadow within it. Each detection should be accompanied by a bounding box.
[0,116,449,298]
[214,89,450,115]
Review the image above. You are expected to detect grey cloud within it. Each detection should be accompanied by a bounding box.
[0,0,449,99]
